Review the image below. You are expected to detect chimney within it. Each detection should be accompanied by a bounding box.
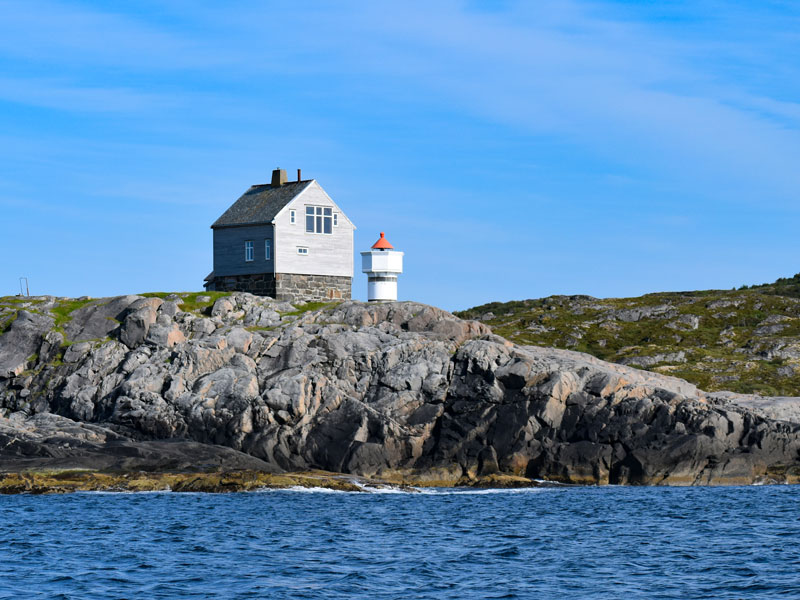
[271,168,288,187]
[297,168,302,182]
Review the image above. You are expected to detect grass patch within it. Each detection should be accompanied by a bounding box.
[280,301,338,317]
[0,296,49,335]
[180,291,231,315]
[50,298,95,328]
[245,325,279,332]
[0,312,18,334]
[139,291,232,315]
[0,296,45,307]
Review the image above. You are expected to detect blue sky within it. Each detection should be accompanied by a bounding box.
[1,1,798,310]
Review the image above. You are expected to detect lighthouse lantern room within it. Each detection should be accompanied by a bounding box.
[361,232,403,302]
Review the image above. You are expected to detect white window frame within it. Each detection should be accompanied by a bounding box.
[333,213,338,227]
[305,205,333,234]
[289,209,296,225]
[264,239,271,260]
[297,247,309,256]
[244,240,254,262]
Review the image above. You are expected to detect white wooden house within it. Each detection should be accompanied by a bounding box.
[205,168,355,302]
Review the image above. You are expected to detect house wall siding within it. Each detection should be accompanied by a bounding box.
[213,224,275,277]
[274,182,354,278]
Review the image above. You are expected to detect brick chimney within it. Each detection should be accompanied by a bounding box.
[271,168,288,187]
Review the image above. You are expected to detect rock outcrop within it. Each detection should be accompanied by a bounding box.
[458,289,800,397]
[1,293,800,486]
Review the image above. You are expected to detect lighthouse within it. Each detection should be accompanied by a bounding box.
[361,232,404,302]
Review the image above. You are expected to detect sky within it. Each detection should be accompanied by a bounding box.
[1,0,798,311]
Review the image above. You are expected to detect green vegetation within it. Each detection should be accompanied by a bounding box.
[0,297,41,335]
[280,301,338,317]
[50,298,95,328]
[0,312,17,334]
[0,296,45,306]
[177,292,231,315]
[0,296,43,333]
[139,291,230,313]
[741,272,800,299]
[245,325,279,332]
[457,275,800,396]
[140,291,231,315]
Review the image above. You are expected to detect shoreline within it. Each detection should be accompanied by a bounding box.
[0,469,550,495]
[1,469,797,494]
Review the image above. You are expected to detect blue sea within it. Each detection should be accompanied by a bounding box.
[1,485,798,599]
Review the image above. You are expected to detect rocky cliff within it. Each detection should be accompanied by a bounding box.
[1,292,800,486]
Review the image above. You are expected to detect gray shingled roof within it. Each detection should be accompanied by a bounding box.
[211,180,313,228]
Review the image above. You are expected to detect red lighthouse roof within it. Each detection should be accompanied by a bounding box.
[371,232,394,250]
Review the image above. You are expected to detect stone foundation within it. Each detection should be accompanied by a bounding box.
[206,273,276,297]
[206,272,351,303]
[274,273,351,303]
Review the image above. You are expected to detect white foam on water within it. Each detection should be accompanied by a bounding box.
[75,483,564,496]
[255,485,358,494]
[350,481,416,494]
[412,487,554,495]
[264,482,560,495]
[76,489,174,495]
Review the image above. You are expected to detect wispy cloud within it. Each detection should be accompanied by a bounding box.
[0,0,215,70]
[0,77,178,112]
[321,1,800,203]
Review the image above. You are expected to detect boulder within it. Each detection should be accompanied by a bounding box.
[211,297,235,318]
[0,310,53,378]
[63,295,140,342]
[120,306,159,349]
[146,324,186,348]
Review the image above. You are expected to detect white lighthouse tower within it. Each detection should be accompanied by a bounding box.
[361,232,403,302]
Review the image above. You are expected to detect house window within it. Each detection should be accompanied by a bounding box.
[333,213,338,227]
[290,210,296,224]
[305,206,333,234]
[244,241,254,262]
[297,247,308,255]
[264,239,271,260]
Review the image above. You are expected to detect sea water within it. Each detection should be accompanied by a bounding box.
[1,485,798,599]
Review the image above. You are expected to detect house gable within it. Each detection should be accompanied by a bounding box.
[273,180,354,278]
[273,180,356,230]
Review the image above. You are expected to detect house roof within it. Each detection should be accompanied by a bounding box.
[211,180,314,228]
